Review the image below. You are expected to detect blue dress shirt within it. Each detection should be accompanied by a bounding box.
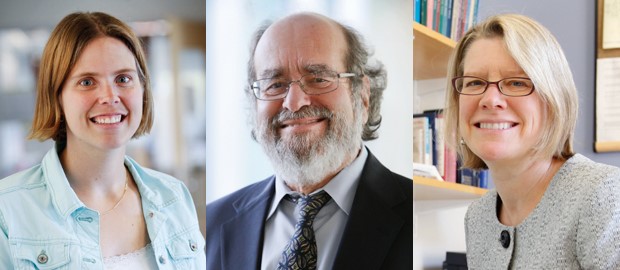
[0,145,205,269]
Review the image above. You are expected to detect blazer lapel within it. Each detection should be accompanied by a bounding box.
[221,177,275,270]
[332,151,410,269]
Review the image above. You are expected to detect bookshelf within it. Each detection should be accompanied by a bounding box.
[414,21,488,268]
[413,22,456,80]
[414,3,485,265]
[413,22,485,203]
[414,176,487,213]
[414,176,487,200]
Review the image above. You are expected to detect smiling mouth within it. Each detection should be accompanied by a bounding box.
[90,115,126,124]
[475,122,517,130]
[279,117,326,128]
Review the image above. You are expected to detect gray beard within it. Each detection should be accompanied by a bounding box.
[255,102,363,188]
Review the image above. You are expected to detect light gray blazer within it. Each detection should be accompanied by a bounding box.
[465,154,620,269]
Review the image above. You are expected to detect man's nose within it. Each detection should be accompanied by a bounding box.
[282,82,311,112]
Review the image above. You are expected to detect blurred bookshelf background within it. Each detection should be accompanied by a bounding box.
[0,0,206,235]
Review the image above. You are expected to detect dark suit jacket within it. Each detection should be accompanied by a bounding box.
[206,150,413,270]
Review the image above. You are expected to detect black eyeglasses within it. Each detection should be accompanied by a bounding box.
[251,71,359,101]
[452,76,535,97]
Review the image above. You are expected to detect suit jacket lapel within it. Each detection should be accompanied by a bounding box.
[221,177,275,270]
[332,151,409,269]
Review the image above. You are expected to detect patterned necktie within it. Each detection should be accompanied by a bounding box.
[277,190,332,270]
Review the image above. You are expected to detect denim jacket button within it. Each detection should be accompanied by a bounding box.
[190,241,198,251]
[37,250,48,264]
[159,255,166,264]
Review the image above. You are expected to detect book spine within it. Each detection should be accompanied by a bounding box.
[434,115,445,178]
[460,168,474,186]
[450,0,460,40]
[415,0,421,23]
[477,169,489,188]
[444,145,457,183]
[413,115,432,165]
[467,0,475,31]
[445,0,453,37]
[421,0,427,26]
[439,0,445,35]
[434,0,441,32]
[473,0,479,25]
[459,0,467,40]
[427,0,434,27]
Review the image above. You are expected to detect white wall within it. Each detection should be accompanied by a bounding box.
[416,205,469,268]
[205,0,413,203]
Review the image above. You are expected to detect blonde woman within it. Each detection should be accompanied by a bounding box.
[0,12,205,268]
[444,14,620,269]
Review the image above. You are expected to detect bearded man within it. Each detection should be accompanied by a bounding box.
[206,12,413,270]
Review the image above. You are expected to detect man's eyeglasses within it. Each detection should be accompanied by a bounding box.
[452,76,535,97]
[251,71,359,101]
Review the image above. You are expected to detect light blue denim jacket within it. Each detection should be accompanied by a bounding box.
[0,146,206,269]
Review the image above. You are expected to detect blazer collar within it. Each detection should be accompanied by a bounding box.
[333,149,409,269]
[221,177,275,269]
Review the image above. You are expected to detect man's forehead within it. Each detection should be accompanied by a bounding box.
[252,13,348,80]
[257,13,345,51]
[268,12,338,34]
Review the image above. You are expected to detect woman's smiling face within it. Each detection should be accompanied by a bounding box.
[458,37,546,166]
[60,36,143,151]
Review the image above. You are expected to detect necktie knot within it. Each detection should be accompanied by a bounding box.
[296,191,331,224]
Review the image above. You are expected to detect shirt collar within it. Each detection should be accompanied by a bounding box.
[42,145,83,219]
[266,145,368,220]
[43,145,176,219]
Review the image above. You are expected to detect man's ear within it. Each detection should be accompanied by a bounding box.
[361,75,370,124]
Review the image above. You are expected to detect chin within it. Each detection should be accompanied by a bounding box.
[471,144,513,162]
[98,136,133,150]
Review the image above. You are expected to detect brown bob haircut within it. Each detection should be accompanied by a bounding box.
[29,11,153,143]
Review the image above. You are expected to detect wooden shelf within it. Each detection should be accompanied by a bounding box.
[414,175,487,200]
[413,22,456,80]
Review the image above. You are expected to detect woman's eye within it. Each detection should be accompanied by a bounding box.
[117,75,131,84]
[466,80,484,87]
[79,79,94,87]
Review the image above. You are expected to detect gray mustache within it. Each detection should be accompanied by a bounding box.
[272,106,333,126]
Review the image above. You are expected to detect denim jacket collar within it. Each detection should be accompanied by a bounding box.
[42,145,83,220]
[42,145,178,220]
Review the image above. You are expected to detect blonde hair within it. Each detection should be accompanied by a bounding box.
[444,14,577,169]
[29,12,153,143]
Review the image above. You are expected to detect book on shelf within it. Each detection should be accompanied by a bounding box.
[459,168,490,189]
[414,0,480,41]
[412,109,458,183]
[414,0,421,23]
[413,115,432,165]
[413,162,443,180]
[413,109,490,188]
[425,0,433,28]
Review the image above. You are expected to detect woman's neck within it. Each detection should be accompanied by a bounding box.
[60,142,128,193]
[489,157,564,226]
